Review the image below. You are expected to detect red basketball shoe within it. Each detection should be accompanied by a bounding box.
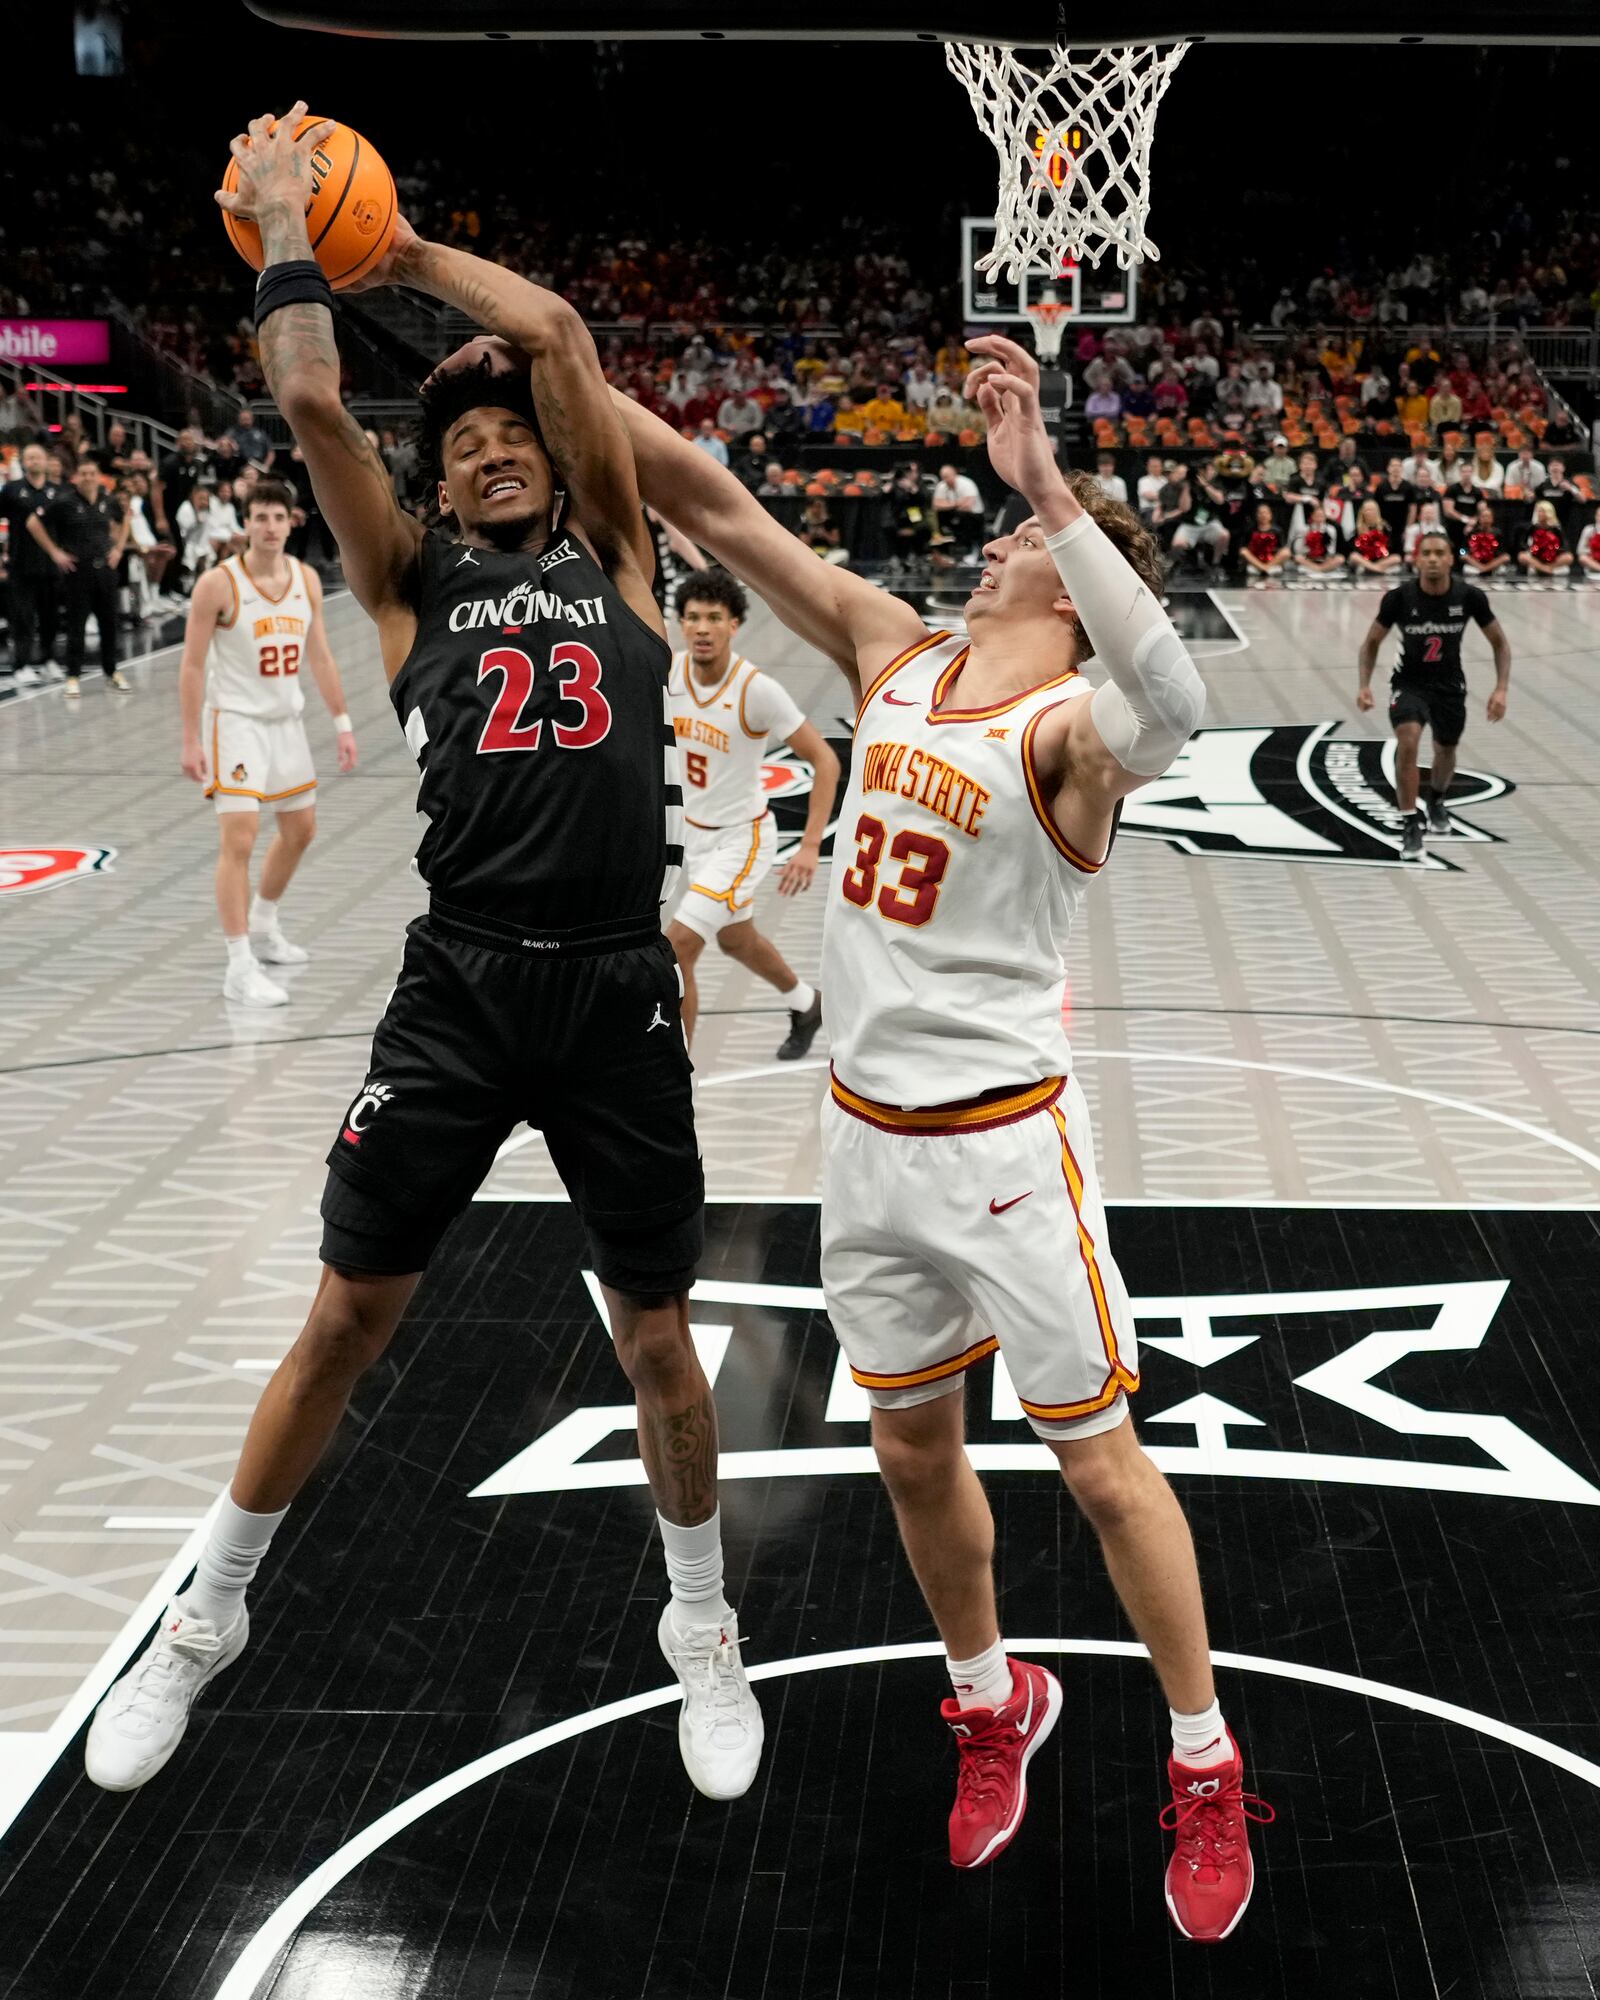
[1161,1732,1275,1941]
[940,1658,1062,1869]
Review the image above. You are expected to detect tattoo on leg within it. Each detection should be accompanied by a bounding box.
[641,1393,719,1525]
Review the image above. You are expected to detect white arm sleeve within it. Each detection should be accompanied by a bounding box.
[1044,511,1207,778]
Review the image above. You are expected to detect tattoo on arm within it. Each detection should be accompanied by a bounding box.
[639,1392,719,1525]
[259,300,341,409]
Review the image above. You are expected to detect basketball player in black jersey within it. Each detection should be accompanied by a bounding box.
[86,105,763,1804]
[1357,529,1511,861]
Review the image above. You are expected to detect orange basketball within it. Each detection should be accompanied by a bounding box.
[222,115,396,292]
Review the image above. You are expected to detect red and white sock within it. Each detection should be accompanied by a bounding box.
[1170,1698,1232,1769]
[946,1637,1013,1713]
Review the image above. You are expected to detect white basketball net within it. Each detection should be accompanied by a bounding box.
[947,39,1189,277]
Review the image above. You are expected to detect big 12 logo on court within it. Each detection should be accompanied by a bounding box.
[0,847,117,897]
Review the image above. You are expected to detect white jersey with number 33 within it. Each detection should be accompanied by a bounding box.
[206,555,312,721]
[823,629,1108,1107]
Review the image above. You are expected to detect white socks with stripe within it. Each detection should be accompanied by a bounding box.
[1170,1698,1232,1768]
[249,893,280,935]
[947,1637,1013,1712]
[225,935,253,968]
[181,1492,289,1629]
[784,979,817,1016]
[658,1507,732,1636]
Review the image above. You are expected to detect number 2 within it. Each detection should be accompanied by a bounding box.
[259,642,300,677]
[1421,635,1444,664]
[840,812,950,927]
[477,641,613,755]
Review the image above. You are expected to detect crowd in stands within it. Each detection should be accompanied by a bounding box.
[1114,440,1600,587]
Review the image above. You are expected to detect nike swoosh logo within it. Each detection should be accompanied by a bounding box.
[989,1191,1033,1215]
[1015,1680,1034,1735]
[881,691,918,706]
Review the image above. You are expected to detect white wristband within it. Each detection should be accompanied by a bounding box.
[333,712,352,733]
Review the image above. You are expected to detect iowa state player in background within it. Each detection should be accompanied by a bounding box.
[86,106,763,1806]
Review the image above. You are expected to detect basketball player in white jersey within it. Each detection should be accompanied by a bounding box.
[178,479,357,1006]
[665,568,839,1055]
[612,334,1272,1943]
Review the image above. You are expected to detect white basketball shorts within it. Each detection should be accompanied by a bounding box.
[204,707,316,817]
[821,1072,1139,1440]
[673,813,777,941]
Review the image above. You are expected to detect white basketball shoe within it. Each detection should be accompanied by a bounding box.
[85,1599,249,1792]
[251,927,309,966]
[657,1603,764,1800]
[223,959,289,1006]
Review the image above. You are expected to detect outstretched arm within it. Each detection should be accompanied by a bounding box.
[608,394,923,699]
[964,333,1205,803]
[215,105,421,652]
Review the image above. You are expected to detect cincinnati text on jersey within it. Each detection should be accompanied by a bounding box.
[446,588,609,633]
[858,739,991,838]
[675,715,731,753]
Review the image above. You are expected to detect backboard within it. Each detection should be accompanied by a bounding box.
[962,218,1135,327]
[248,0,1600,39]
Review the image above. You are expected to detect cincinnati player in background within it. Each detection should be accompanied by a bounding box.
[177,478,357,1006]
[87,107,761,1806]
[609,339,1275,1943]
[1357,529,1511,861]
[666,567,839,1057]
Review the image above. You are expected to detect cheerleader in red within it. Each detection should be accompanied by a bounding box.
[1516,500,1573,578]
[1464,503,1511,577]
[1292,503,1345,577]
[1350,500,1402,576]
[1241,502,1292,579]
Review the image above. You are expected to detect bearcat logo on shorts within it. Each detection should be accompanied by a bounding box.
[1120,723,1513,872]
[0,846,116,897]
[342,1080,394,1147]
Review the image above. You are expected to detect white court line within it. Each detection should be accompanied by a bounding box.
[206,1634,1600,2000]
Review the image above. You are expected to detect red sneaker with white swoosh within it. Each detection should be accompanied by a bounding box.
[1161,1732,1276,1941]
[940,1658,1062,1868]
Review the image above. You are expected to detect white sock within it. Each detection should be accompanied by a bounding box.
[225,934,253,968]
[248,893,280,934]
[182,1492,289,1628]
[947,1637,1013,1712]
[1170,1698,1232,1768]
[658,1508,730,1632]
[784,978,816,1015]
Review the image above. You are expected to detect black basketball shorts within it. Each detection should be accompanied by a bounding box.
[1389,674,1466,748]
[320,902,704,1296]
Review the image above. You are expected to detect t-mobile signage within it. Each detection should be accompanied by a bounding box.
[0,320,111,364]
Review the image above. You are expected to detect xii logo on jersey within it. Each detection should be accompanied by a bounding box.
[538,538,579,573]
[1120,723,1513,872]
[341,1080,394,1147]
[0,846,116,897]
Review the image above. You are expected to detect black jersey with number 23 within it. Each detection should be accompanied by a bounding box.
[390,525,682,932]
[1375,575,1493,681]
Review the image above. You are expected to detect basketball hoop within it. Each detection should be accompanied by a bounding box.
[946,38,1189,278]
[1025,289,1073,364]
